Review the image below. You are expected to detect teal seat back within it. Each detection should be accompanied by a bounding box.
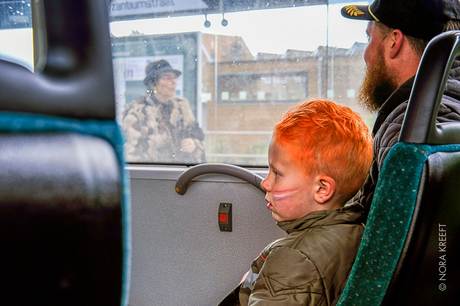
[338,31,460,306]
[0,0,130,305]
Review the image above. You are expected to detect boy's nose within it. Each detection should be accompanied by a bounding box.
[260,177,270,192]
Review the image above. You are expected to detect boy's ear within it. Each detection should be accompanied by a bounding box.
[314,175,336,204]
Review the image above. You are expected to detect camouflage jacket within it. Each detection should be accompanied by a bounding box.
[122,93,205,164]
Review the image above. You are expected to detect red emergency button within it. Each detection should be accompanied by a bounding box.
[219,213,228,223]
[218,203,232,232]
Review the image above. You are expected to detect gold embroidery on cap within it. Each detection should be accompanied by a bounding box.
[344,5,365,17]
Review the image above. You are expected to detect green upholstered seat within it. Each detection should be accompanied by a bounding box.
[338,31,460,306]
[337,143,460,306]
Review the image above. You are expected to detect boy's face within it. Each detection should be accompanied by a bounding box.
[261,139,317,222]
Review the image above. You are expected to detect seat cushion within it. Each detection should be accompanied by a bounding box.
[337,142,460,306]
[0,112,131,305]
[0,132,123,305]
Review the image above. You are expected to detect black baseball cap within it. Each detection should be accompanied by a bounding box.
[341,0,460,41]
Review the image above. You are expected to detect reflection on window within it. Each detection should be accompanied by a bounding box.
[218,72,308,104]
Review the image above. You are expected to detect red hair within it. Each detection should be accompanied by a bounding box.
[272,99,373,203]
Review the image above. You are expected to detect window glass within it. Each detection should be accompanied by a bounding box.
[218,72,309,104]
[0,0,33,70]
[111,0,374,166]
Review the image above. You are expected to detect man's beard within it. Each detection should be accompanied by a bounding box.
[358,55,398,112]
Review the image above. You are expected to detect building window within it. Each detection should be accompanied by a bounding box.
[218,72,308,104]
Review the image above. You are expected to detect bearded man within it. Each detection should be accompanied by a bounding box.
[342,0,460,219]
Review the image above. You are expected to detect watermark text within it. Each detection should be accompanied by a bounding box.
[439,223,447,291]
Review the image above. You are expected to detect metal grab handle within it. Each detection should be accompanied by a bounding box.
[400,30,460,144]
[175,163,265,195]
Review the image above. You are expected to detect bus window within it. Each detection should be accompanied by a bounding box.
[109,0,374,166]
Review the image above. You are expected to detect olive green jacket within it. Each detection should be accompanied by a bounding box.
[238,205,364,306]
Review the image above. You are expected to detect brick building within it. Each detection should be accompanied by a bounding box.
[200,33,370,164]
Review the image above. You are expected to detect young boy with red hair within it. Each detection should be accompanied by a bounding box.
[220,99,373,305]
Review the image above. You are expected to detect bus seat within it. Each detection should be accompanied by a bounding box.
[337,31,460,306]
[0,0,130,305]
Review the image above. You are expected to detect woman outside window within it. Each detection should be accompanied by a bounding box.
[122,59,205,164]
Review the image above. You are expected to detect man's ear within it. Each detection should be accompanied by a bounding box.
[388,29,404,59]
[314,175,336,204]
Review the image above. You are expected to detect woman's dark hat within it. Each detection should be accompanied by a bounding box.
[341,0,460,41]
[143,59,182,86]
